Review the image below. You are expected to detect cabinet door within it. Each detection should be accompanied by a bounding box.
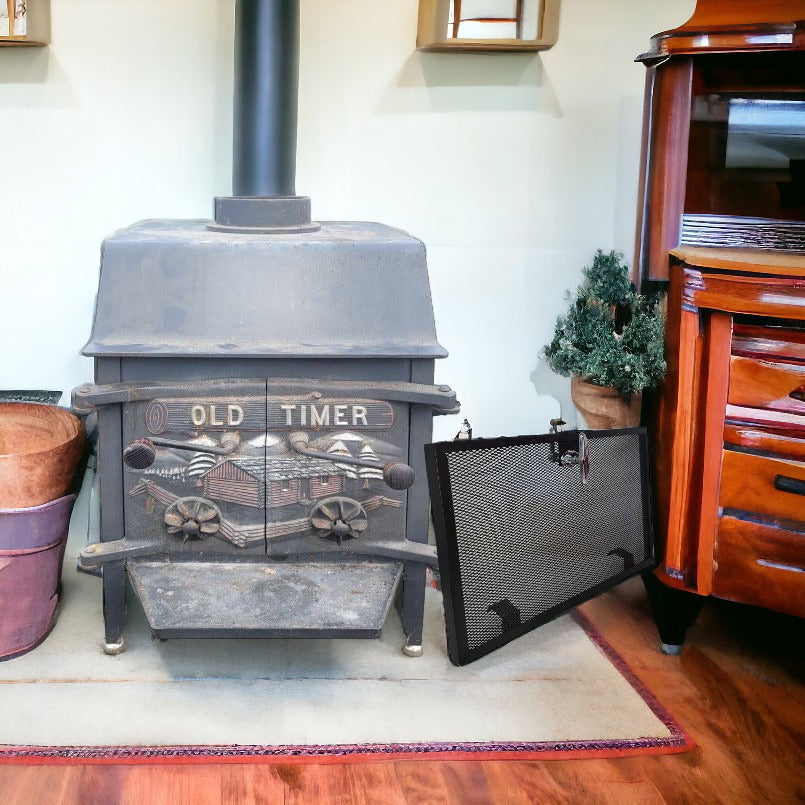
[122,382,267,555]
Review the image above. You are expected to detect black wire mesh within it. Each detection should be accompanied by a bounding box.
[426,428,654,665]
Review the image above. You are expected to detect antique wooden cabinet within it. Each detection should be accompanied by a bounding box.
[649,248,805,648]
[634,1,805,650]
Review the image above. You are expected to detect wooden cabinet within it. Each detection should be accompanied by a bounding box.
[634,1,805,650]
[652,248,805,641]
[634,3,805,287]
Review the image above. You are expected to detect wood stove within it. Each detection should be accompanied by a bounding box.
[72,0,457,656]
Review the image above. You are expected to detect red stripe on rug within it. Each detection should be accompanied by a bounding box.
[0,742,693,766]
[0,608,694,765]
[570,608,694,754]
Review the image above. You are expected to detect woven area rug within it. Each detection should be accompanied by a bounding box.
[0,480,690,764]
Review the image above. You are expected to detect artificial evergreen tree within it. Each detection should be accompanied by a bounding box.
[543,250,665,396]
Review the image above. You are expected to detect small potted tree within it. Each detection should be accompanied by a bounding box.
[543,250,665,429]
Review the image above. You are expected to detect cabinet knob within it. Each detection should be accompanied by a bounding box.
[789,386,805,403]
[774,475,805,497]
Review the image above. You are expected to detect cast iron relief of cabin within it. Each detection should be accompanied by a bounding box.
[121,390,408,556]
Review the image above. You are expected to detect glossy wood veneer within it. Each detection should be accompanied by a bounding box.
[650,249,805,621]
[720,449,805,523]
[713,516,805,613]
[728,356,805,417]
[724,423,805,461]
[639,1,805,63]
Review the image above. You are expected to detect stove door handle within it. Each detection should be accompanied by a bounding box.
[123,435,239,469]
[79,538,163,569]
[289,431,415,490]
[343,539,438,568]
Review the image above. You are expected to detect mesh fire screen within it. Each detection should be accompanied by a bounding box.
[425,428,654,665]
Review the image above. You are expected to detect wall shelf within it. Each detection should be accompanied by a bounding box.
[0,39,47,47]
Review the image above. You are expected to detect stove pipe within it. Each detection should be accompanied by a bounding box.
[233,0,298,197]
[211,0,318,233]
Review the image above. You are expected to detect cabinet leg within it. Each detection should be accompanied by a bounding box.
[642,571,704,654]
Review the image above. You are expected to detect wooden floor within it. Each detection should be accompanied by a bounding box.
[0,577,802,804]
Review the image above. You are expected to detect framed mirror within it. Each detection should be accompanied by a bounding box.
[417,0,560,52]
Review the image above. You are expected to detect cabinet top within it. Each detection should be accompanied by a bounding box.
[671,247,805,278]
[638,0,805,62]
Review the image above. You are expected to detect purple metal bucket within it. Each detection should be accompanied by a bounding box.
[0,493,76,659]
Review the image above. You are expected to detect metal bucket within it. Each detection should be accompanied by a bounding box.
[0,494,77,659]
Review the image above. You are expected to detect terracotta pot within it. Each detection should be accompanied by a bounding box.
[570,376,642,430]
[0,403,85,508]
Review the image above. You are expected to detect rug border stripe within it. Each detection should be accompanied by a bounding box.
[570,608,694,752]
[0,608,694,764]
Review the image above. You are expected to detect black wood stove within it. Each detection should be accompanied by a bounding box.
[73,0,457,656]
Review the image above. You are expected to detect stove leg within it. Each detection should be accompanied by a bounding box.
[399,561,426,656]
[402,641,423,658]
[102,560,127,654]
[103,640,126,656]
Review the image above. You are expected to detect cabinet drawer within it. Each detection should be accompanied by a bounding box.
[731,325,805,364]
[723,423,805,461]
[725,405,805,438]
[712,516,804,617]
[728,355,805,418]
[720,449,805,524]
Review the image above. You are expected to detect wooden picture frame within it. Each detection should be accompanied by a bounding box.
[417,0,560,53]
[0,0,50,47]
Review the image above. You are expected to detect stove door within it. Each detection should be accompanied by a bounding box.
[122,382,267,555]
[262,390,409,557]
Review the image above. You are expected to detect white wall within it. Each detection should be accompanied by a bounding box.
[0,0,694,440]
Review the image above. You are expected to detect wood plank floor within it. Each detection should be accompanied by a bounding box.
[0,577,802,804]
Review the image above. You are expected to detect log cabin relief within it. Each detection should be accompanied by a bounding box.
[125,395,405,550]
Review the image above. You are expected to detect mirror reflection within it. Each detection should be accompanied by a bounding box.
[446,0,541,41]
[688,94,805,220]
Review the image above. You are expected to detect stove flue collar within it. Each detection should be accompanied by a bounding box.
[208,195,320,234]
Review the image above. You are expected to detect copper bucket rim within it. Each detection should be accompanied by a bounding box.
[0,402,83,460]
